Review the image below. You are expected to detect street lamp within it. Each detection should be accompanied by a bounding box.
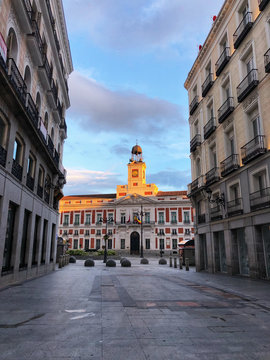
[203,187,225,208]
[139,205,147,258]
[98,216,114,263]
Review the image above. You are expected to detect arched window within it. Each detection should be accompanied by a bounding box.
[36,92,41,115]
[13,134,24,166]
[7,28,18,63]
[24,65,31,93]
[44,112,48,130]
[0,116,9,166]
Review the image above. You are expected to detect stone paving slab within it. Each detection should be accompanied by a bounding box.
[0,258,270,359]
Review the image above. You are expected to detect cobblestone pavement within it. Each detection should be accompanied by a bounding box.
[1,258,270,360]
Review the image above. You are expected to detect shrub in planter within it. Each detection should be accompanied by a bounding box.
[66,249,87,256]
[159,258,167,265]
[69,256,76,263]
[84,259,95,267]
[97,249,116,256]
[140,258,149,264]
[121,259,131,267]
[106,259,116,267]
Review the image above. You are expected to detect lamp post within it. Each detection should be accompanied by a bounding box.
[139,205,146,258]
[203,187,225,208]
[99,216,114,263]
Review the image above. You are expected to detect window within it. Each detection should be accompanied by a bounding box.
[194,119,199,136]
[74,230,78,236]
[159,229,165,235]
[145,212,150,223]
[108,229,113,236]
[23,65,32,93]
[221,77,231,102]
[229,183,240,201]
[145,239,150,249]
[38,166,44,194]
[13,136,24,165]
[85,239,89,250]
[171,212,177,224]
[0,116,8,156]
[159,239,164,249]
[108,213,114,222]
[73,239,78,249]
[27,152,36,178]
[85,230,89,236]
[44,174,51,204]
[225,128,235,157]
[172,239,177,249]
[41,219,48,264]
[63,230,68,236]
[185,229,191,235]
[85,214,91,225]
[7,28,18,63]
[121,213,126,224]
[97,213,102,223]
[196,158,201,178]
[63,214,69,226]
[96,230,101,236]
[184,211,190,223]
[74,214,80,225]
[121,239,125,249]
[2,202,17,272]
[252,170,267,193]
[20,210,30,268]
[158,212,164,224]
[172,229,177,235]
[108,239,112,249]
[96,239,100,249]
[209,144,217,169]
[207,102,214,120]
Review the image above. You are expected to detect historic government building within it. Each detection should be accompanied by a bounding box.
[59,145,194,255]
[0,0,72,288]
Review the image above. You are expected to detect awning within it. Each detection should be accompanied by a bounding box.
[178,239,194,248]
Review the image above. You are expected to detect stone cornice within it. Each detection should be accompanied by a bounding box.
[184,0,234,90]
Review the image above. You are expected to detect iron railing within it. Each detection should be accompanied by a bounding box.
[205,167,219,186]
[233,12,253,49]
[204,117,216,139]
[47,135,54,156]
[189,95,199,115]
[220,154,239,177]
[237,69,258,102]
[12,159,23,181]
[215,47,230,76]
[22,0,33,19]
[0,145,7,167]
[44,191,50,204]
[8,58,27,103]
[250,187,270,211]
[26,93,39,127]
[227,198,243,216]
[31,19,44,55]
[190,134,201,152]
[218,97,234,124]
[202,73,214,97]
[26,174,34,190]
[190,175,205,192]
[259,0,270,11]
[241,135,266,164]
[37,185,43,198]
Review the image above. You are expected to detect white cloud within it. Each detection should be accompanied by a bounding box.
[64,0,224,52]
[148,169,191,190]
[68,71,183,134]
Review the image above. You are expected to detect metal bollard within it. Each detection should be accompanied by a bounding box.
[59,256,63,268]
[65,255,68,265]
[174,257,177,268]
[179,256,183,270]
[169,257,172,267]
[185,258,189,271]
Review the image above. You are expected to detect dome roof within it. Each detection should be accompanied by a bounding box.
[131,145,142,155]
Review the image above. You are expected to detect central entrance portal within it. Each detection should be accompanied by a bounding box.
[130,231,140,255]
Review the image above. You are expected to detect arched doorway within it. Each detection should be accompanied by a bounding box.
[130,231,140,255]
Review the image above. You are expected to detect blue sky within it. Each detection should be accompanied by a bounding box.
[62,0,225,195]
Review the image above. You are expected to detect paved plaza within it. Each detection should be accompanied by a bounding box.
[0,258,270,360]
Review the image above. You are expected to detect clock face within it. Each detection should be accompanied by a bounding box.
[132,169,138,177]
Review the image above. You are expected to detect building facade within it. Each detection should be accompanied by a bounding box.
[59,145,194,256]
[185,0,270,279]
[0,0,73,288]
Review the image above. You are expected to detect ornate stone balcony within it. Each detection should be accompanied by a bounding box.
[241,135,266,164]
[218,97,234,124]
[220,154,239,177]
[237,69,258,103]
[13,0,33,33]
[202,73,214,97]
[27,20,44,66]
[233,12,253,49]
[215,47,230,76]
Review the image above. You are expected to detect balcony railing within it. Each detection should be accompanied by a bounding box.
[26,173,34,190]
[189,95,199,115]
[8,58,27,103]
[202,73,214,97]
[210,205,223,221]
[233,12,253,49]
[157,232,165,236]
[183,219,190,224]
[47,135,54,156]
[171,220,177,224]
[53,149,59,167]
[26,93,39,127]
[190,134,201,152]
[241,135,266,164]
[198,214,206,224]
[39,54,52,89]
[220,154,239,177]
[158,220,165,224]
[37,185,43,198]
[259,0,270,11]
[205,167,219,186]
[237,69,258,102]
[250,187,270,211]
[227,198,243,217]
[218,97,234,124]
[44,191,50,204]
[215,47,231,76]
[190,175,205,193]
[264,48,270,73]
[12,159,23,181]
[204,117,216,140]
[0,145,7,167]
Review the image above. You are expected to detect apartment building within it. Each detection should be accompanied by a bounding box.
[185,0,270,279]
[59,145,194,256]
[0,0,73,288]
